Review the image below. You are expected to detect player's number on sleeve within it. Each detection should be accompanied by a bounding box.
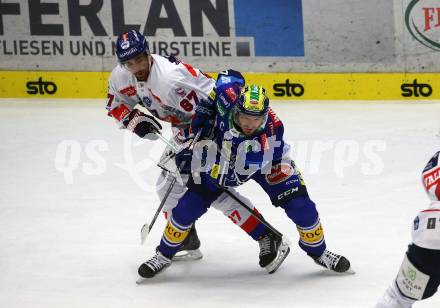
[427,217,437,229]
[179,90,199,112]
[106,94,114,109]
[228,210,242,224]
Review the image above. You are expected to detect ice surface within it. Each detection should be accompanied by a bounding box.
[0,99,439,308]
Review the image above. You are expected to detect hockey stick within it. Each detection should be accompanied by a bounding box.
[212,183,285,240]
[155,134,288,243]
[140,131,202,245]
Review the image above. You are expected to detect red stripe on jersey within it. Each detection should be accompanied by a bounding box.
[109,104,130,121]
[268,108,281,128]
[120,86,137,96]
[201,71,213,79]
[260,133,269,150]
[421,209,440,213]
[240,208,261,233]
[182,62,197,77]
[163,115,182,125]
[149,89,162,103]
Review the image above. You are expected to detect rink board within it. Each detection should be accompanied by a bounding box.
[0,71,439,100]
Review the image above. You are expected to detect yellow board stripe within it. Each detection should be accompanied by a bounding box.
[1,71,439,100]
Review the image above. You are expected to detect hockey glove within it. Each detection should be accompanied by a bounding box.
[175,148,193,174]
[123,109,162,140]
[215,69,245,107]
[192,98,215,138]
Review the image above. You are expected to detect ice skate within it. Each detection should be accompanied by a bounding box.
[157,224,203,261]
[311,249,354,274]
[258,231,290,274]
[137,250,172,283]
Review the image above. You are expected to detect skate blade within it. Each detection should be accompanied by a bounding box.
[266,243,290,274]
[172,249,203,261]
[136,277,148,284]
[314,260,356,275]
[135,263,172,284]
[342,267,356,275]
[326,267,356,275]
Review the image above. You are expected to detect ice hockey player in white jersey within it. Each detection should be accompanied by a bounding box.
[106,30,288,270]
[376,151,440,307]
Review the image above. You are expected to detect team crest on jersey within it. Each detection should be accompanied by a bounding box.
[266,162,295,185]
[142,96,152,107]
[175,87,186,97]
[268,109,281,128]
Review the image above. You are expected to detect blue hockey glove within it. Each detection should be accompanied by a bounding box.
[191,98,215,138]
[175,147,193,174]
[215,69,245,107]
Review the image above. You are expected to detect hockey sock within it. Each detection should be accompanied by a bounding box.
[235,208,268,241]
[282,196,326,256]
[159,215,193,258]
[297,218,326,257]
[159,190,211,258]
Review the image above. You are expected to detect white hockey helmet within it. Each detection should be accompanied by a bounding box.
[422,151,440,201]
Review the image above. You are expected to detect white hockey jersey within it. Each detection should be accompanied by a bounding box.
[412,201,440,250]
[106,54,215,131]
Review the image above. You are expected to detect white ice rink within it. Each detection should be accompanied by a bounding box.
[1,99,439,308]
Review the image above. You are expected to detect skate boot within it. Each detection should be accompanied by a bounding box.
[258,231,290,274]
[311,249,354,274]
[137,250,172,282]
[155,224,203,261]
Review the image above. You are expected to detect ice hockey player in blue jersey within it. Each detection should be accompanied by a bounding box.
[137,70,352,279]
[376,151,440,308]
[109,30,287,265]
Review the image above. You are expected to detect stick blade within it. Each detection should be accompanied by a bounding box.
[140,223,150,245]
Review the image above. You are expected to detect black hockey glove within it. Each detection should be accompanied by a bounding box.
[123,109,162,140]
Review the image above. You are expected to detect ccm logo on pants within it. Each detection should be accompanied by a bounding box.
[277,187,299,200]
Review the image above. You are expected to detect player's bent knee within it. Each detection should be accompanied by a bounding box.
[395,254,431,300]
[171,190,210,226]
[282,196,319,226]
[405,244,440,300]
